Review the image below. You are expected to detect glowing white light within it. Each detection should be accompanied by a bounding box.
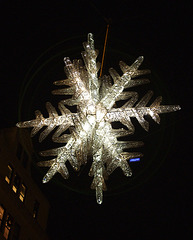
[17,33,180,204]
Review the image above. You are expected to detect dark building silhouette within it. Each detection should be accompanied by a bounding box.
[0,127,50,240]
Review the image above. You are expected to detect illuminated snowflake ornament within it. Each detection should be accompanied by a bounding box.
[17,33,180,204]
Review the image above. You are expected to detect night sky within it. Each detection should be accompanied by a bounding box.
[1,1,192,239]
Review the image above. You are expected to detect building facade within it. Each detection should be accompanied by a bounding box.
[0,127,50,240]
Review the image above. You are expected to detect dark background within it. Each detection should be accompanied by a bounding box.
[1,1,192,239]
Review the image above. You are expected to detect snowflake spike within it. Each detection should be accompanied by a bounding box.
[46,102,58,117]
[52,87,74,95]
[150,112,161,124]
[96,186,103,204]
[121,92,138,108]
[136,114,149,131]
[63,57,76,80]
[150,96,162,107]
[51,123,73,144]
[100,75,112,99]
[39,126,56,143]
[120,159,132,177]
[58,102,71,115]
[106,155,133,176]
[68,156,80,171]
[90,175,107,191]
[88,33,95,50]
[133,69,151,78]
[116,141,144,150]
[16,119,39,129]
[42,162,59,183]
[16,33,181,204]
[156,105,181,113]
[136,90,153,107]
[119,56,144,75]
[120,152,143,160]
[16,110,44,129]
[60,99,79,106]
[119,57,151,78]
[124,78,150,89]
[109,68,121,83]
[37,159,56,167]
[82,33,99,102]
[111,128,131,137]
[58,164,69,179]
[52,133,71,143]
[131,56,144,70]
[119,61,129,74]
[116,91,138,101]
[35,110,43,118]
[39,146,65,157]
[53,79,72,86]
[31,125,44,138]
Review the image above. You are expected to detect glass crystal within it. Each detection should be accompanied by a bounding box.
[16,33,181,204]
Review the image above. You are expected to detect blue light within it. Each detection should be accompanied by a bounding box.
[129,158,140,162]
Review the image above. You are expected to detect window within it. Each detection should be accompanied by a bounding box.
[12,174,20,194]
[33,201,39,219]
[3,213,13,240]
[19,184,27,202]
[5,165,13,184]
[0,205,5,227]
[12,222,20,240]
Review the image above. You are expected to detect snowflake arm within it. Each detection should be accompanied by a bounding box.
[100,56,148,111]
[16,102,75,142]
[106,93,181,131]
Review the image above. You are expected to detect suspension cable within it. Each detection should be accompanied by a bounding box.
[99,24,110,78]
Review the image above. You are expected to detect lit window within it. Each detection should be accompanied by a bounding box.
[3,213,13,240]
[19,184,27,202]
[0,205,5,227]
[12,222,20,240]
[33,201,39,219]
[5,165,13,184]
[12,174,20,193]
